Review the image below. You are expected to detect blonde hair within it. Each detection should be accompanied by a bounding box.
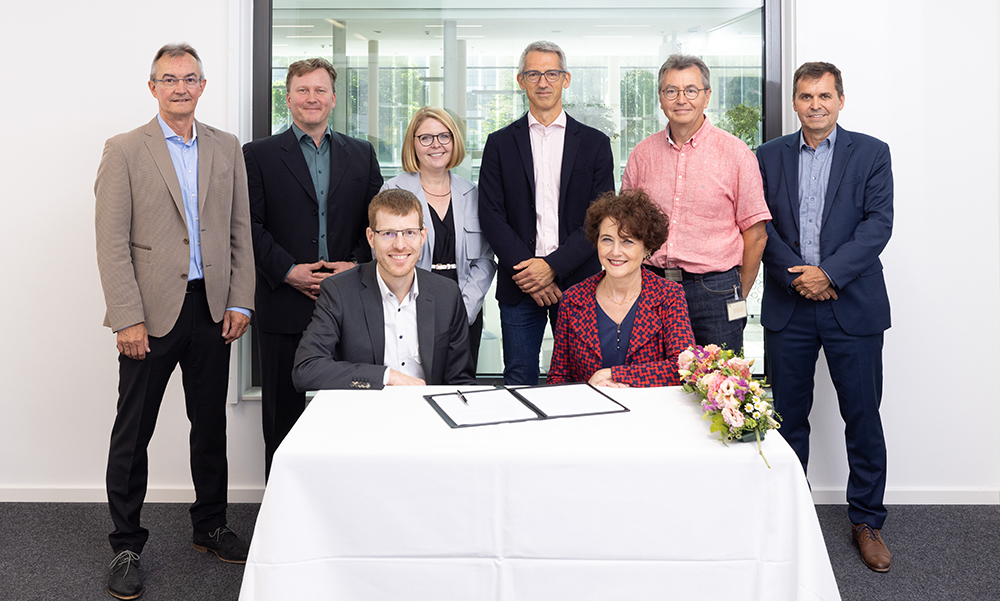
[401,107,466,173]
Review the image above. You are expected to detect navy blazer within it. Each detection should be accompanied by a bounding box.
[757,125,893,336]
[292,262,477,390]
[478,113,615,305]
[244,127,383,333]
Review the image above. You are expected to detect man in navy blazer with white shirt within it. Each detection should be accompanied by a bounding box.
[757,62,894,573]
[479,40,614,385]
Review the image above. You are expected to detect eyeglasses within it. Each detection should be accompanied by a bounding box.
[372,228,424,241]
[519,70,566,84]
[415,133,452,147]
[153,76,203,88]
[660,87,708,100]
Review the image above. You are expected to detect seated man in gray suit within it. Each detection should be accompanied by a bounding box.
[293,189,478,389]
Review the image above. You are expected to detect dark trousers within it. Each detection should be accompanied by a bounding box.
[468,308,484,370]
[765,299,887,528]
[107,286,231,553]
[257,330,306,480]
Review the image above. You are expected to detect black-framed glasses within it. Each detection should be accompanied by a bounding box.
[660,87,707,100]
[415,133,452,147]
[372,228,424,241]
[520,70,566,84]
[152,76,203,88]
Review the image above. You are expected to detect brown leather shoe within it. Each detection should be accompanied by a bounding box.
[852,523,892,572]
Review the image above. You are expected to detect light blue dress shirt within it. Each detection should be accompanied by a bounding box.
[156,115,248,318]
[797,127,837,270]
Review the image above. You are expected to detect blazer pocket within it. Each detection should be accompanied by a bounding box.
[463,226,485,259]
[130,242,152,264]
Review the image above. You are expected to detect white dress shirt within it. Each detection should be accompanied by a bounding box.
[528,110,566,257]
[376,267,424,384]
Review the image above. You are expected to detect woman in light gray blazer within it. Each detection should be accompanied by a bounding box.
[381,107,497,365]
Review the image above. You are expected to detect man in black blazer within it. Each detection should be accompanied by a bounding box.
[293,189,477,390]
[757,62,894,572]
[478,41,615,385]
[244,58,382,477]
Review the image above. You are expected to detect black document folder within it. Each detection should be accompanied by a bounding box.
[424,382,629,428]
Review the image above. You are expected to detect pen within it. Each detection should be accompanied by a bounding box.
[456,390,469,406]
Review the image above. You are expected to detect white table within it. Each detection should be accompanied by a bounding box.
[240,386,840,601]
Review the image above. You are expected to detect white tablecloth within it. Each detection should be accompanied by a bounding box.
[240,386,840,601]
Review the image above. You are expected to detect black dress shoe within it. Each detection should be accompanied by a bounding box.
[192,525,250,563]
[107,550,143,599]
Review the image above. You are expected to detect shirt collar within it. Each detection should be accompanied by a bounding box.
[157,114,197,144]
[291,122,331,145]
[666,115,712,148]
[527,109,567,130]
[375,264,419,304]
[799,125,837,152]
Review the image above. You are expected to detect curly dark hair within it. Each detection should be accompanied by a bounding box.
[584,189,668,252]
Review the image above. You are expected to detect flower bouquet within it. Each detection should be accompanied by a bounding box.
[677,344,780,468]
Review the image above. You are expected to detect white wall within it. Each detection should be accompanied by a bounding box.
[789,0,1000,503]
[0,0,266,502]
[0,0,996,504]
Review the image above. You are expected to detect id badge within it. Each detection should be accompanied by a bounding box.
[727,284,747,321]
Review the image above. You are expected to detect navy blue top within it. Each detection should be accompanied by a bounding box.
[595,293,641,369]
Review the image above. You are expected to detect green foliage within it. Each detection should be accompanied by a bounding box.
[717,102,762,149]
[620,69,660,151]
[564,102,618,140]
[271,80,288,133]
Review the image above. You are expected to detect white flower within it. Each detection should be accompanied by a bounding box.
[753,411,761,419]
[744,403,754,413]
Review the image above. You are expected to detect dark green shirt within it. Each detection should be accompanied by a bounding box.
[291,123,332,261]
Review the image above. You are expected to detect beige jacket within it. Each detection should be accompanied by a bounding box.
[95,117,254,337]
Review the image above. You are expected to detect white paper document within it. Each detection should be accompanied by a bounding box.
[425,383,628,428]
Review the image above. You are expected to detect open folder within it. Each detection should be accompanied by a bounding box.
[424,382,629,428]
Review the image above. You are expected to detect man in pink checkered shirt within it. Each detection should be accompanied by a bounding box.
[622,54,770,355]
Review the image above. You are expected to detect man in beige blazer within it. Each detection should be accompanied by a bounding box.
[95,43,255,600]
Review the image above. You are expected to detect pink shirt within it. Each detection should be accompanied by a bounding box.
[528,110,566,257]
[621,118,770,273]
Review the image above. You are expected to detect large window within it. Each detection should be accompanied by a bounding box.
[246,0,777,389]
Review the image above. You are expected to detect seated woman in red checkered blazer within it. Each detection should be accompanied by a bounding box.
[548,190,694,387]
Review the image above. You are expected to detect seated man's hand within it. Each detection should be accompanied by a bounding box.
[387,369,426,386]
[512,258,556,294]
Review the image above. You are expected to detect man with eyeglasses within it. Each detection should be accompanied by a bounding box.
[479,40,615,385]
[622,54,770,355]
[293,189,477,390]
[242,58,382,478]
[757,62,894,573]
[95,43,255,599]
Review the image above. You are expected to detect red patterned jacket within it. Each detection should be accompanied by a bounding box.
[547,269,694,386]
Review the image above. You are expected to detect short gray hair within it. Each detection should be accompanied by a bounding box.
[518,41,567,73]
[657,54,710,92]
[150,43,205,81]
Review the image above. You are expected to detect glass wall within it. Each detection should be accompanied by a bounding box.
[265,0,766,377]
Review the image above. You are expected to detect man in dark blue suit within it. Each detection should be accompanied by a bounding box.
[479,41,615,385]
[757,62,893,572]
[244,58,382,478]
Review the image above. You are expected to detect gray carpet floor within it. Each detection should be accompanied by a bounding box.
[0,503,996,600]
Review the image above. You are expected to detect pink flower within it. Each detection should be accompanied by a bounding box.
[723,357,752,377]
[722,406,745,429]
[678,349,696,372]
[718,378,736,397]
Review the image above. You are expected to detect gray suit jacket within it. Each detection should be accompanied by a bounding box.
[292,262,477,390]
[95,117,255,337]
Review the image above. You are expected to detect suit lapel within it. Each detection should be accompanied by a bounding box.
[280,128,317,203]
[822,126,853,225]
[558,115,580,222]
[513,116,536,204]
[196,120,213,216]
[415,271,436,382]
[625,271,660,360]
[781,134,801,236]
[360,264,385,365]
[143,118,186,221]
